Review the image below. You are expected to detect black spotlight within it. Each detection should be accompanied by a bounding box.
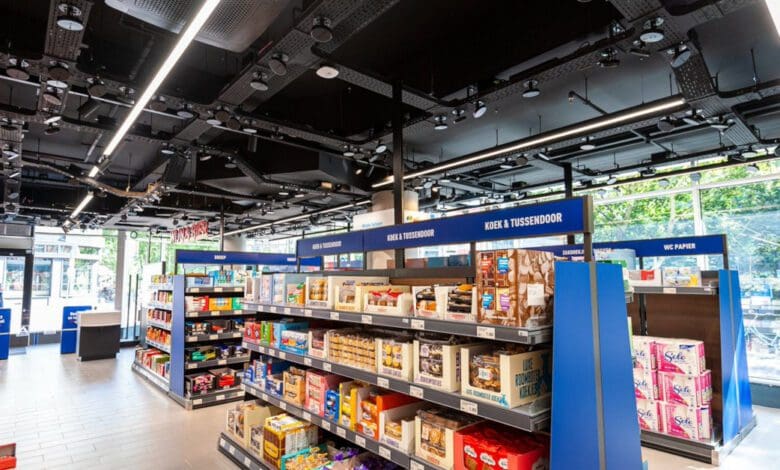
[310,17,333,43]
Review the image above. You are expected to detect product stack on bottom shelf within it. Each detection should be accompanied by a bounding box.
[633,335,713,441]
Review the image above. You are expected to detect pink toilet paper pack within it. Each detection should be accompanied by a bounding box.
[636,399,661,432]
[659,402,712,441]
[658,370,712,407]
[633,368,658,400]
[632,336,657,370]
[655,339,706,375]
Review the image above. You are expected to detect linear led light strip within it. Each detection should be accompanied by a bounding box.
[372,96,687,188]
[92,0,222,178]
[223,200,371,237]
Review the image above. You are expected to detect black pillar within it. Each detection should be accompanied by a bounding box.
[392,81,405,269]
[563,162,575,245]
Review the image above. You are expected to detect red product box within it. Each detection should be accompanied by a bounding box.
[0,443,15,470]
[454,423,548,470]
[244,321,262,343]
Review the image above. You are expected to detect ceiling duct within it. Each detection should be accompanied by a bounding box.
[104,0,292,52]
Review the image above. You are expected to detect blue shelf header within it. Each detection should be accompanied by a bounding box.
[531,234,727,259]
[176,250,298,266]
[297,231,364,258]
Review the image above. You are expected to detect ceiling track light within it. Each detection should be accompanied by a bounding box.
[433,115,448,130]
[226,116,241,130]
[46,62,70,88]
[57,3,85,31]
[639,17,665,43]
[5,57,30,80]
[579,136,597,151]
[160,145,176,155]
[44,124,61,135]
[101,0,222,159]
[343,145,356,157]
[452,108,467,123]
[499,158,515,170]
[268,53,289,76]
[177,104,197,119]
[668,43,692,68]
[87,77,107,97]
[742,145,757,158]
[199,153,212,161]
[522,80,540,98]
[316,64,339,79]
[149,96,167,112]
[224,158,237,169]
[629,40,651,59]
[310,17,334,43]
[44,115,62,125]
[374,141,387,154]
[598,48,620,68]
[250,72,269,91]
[42,89,62,106]
[472,100,487,118]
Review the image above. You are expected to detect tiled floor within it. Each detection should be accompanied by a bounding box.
[1,344,778,469]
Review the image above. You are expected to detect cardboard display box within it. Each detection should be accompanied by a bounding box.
[376,336,414,381]
[414,336,482,392]
[415,408,482,470]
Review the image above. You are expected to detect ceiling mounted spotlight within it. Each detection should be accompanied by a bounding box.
[658,178,670,188]
[629,40,651,59]
[310,17,333,43]
[46,62,70,88]
[439,174,451,183]
[522,80,540,98]
[226,116,241,130]
[242,124,257,134]
[42,89,62,106]
[580,137,596,151]
[44,115,62,125]
[249,72,269,91]
[44,123,60,135]
[315,64,339,79]
[149,96,167,112]
[116,86,135,105]
[516,154,529,166]
[268,53,289,76]
[160,145,176,155]
[499,158,515,170]
[56,3,84,31]
[598,48,620,68]
[354,167,363,175]
[452,108,467,123]
[214,107,231,123]
[224,159,237,169]
[472,100,487,118]
[87,77,107,97]
[606,175,618,185]
[199,153,212,161]
[206,113,222,126]
[433,115,448,130]
[5,58,30,80]
[639,17,665,43]
[742,146,757,158]
[690,172,701,183]
[774,146,780,158]
[374,141,387,154]
[2,146,19,158]
[278,187,289,196]
[343,146,356,157]
[641,167,656,177]
[176,104,197,119]
[668,44,692,68]
[294,192,305,198]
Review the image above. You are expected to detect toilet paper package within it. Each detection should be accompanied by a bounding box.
[658,370,712,407]
[636,399,660,432]
[632,336,657,370]
[633,368,658,400]
[655,339,706,375]
[659,402,712,441]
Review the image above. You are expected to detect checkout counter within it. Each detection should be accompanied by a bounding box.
[76,310,121,361]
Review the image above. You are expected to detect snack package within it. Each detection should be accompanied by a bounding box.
[628,269,662,287]
[280,330,309,355]
[308,329,329,359]
[305,370,348,417]
[655,338,706,375]
[454,421,549,470]
[376,336,414,380]
[633,368,658,400]
[413,286,448,319]
[632,336,657,370]
[657,370,712,407]
[415,407,482,470]
[283,367,307,406]
[659,402,712,441]
[515,249,556,328]
[324,389,340,422]
[414,334,479,392]
[636,399,661,432]
[444,284,477,323]
[363,286,413,316]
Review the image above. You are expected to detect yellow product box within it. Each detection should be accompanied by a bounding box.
[376,336,414,381]
[459,344,552,409]
[283,367,307,406]
[208,296,233,311]
[338,381,368,430]
[263,414,319,470]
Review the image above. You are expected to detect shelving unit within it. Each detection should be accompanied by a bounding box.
[225,196,644,470]
[131,360,170,391]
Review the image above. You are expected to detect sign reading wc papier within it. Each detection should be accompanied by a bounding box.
[363,198,587,251]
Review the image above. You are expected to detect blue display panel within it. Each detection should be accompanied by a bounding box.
[297,231,364,258]
[175,250,297,266]
[60,305,91,354]
[531,234,728,259]
[0,308,10,360]
[363,197,589,251]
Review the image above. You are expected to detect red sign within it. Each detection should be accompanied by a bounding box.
[171,220,209,244]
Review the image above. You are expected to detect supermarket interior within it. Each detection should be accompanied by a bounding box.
[0,1,779,469]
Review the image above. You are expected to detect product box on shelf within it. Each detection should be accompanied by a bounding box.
[185,372,215,396]
[453,422,549,470]
[655,338,706,375]
[443,285,477,323]
[308,329,329,359]
[334,279,390,312]
[414,335,481,392]
[210,367,241,389]
[263,414,319,470]
[659,402,712,441]
[259,274,274,304]
[628,269,663,287]
[266,373,285,399]
[595,248,637,270]
[633,368,658,400]
[232,297,243,310]
[636,398,661,432]
[363,286,413,316]
[280,329,309,356]
[632,336,658,370]
[415,407,483,470]
[324,389,340,422]
[376,336,414,381]
[307,276,388,310]
[280,443,329,470]
[305,370,348,417]
[185,295,209,312]
[208,297,233,312]
[249,424,264,458]
[356,388,420,440]
[187,345,216,362]
[244,321,263,343]
[244,277,262,303]
[662,267,701,287]
[460,344,552,409]
[264,320,309,349]
[284,274,309,307]
[226,401,280,447]
[338,381,369,430]
[327,329,378,372]
[283,367,307,406]
[657,370,712,407]
[412,286,448,319]
[186,275,214,289]
[185,321,210,336]
[379,401,427,453]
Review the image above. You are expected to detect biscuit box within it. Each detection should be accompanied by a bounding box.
[413,286,449,319]
[628,269,663,287]
[308,329,329,359]
[460,344,552,409]
[356,388,420,440]
[415,408,483,470]
[657,370,712,407]
[443,285,477,323]
[376,336,414,381]
[308,276,388,310]
[414,335,482,392]
[324,389,340,422]
[263,414,319,470]
[266,320,309,349]
[280,330,309,356]
[338,381,369,430]
[633,368,658,400]
[636,398,661,432]
[244,276,261,303]
[283,367,307,406]
[662,267,701,287]
[266,373,285,399]
[363,286,413,316]
[244,321,263,343]
[305,370,348,417]
[226,402,280,448]
[334,280,390,312]
[659,402,712,441]
[454,421,549,470]
[655,338,706,375]
[379,402,427,453]
[632,336,658,370]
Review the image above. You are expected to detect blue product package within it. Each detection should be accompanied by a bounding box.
[324,389,340,422]
[266,373,284,398]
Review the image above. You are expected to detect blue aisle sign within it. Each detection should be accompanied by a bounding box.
[0,308,10,360]
[363,198,588,251]
[297,231,364,258]
[60,305,91,354]
[175,250,298,266]
[530,234,727,259]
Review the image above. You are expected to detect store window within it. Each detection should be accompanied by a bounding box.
[32,259,52,297]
